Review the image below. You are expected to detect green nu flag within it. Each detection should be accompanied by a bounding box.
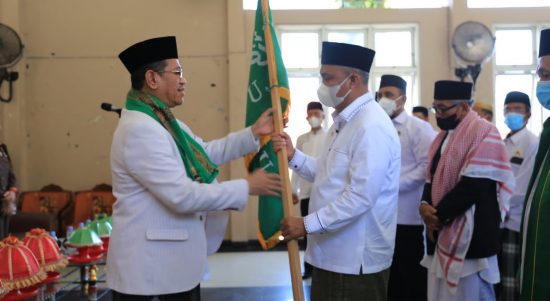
[245,0,290,250]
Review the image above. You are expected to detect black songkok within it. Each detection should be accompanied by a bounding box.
[433,80,472,101]
[321,42,375,73]
[539,28,550,58]
[504,91,531,108]
[413,106,429,116]
[380,74,407,93]
[119,36,178,74]
[307,101,323,111]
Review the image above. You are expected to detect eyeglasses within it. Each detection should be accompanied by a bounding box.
[431,103,460,114]
[157,69,183,79]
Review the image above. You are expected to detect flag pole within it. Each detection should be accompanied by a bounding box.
[261,1,305,300]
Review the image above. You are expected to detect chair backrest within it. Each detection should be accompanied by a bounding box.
[92,183,113,191]
[20,191,72,215]
[72,191,116,226]
[19,190,73,235]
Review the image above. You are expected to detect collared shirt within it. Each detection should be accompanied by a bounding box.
[289,92,401,275]
[290,129,328,200]
[503,127,539,232]
[392,111,436,225]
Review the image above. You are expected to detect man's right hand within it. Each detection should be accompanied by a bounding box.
[247,169,282,196]
[419,203,441,231]
[271,132,295,161]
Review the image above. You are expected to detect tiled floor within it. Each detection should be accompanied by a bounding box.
[48,250,311,300]
[201,251,311,301]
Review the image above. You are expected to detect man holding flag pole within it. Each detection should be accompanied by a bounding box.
[273,41,401,301]
[245,0,305,300]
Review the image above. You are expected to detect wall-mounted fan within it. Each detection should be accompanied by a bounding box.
[452,21,495,90]
[0,23,24,103]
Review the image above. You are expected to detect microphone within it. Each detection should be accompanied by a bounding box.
[101,102,122,117]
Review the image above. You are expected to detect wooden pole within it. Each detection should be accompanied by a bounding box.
[261,1,305,300]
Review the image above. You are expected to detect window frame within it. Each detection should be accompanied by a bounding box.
[492,24,550,137]
[277,23,420,113]
[468,0,550,8]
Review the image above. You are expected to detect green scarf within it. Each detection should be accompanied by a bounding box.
[125,89,219,183]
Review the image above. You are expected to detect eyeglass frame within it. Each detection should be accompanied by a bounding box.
[155,68,184,79]
[430,100,469,114]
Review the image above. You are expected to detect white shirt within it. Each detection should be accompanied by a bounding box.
[290,129,328,200]
[289,92,401,275]
[392,111,436,225]
[503,127,539,232]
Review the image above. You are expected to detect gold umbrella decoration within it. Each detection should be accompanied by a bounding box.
[0,279,10,298]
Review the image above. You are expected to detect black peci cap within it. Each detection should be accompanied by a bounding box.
[539,29,550,58]
[307,101,323,111]
[433,80,472,101]
[504,91,530,108]
[119,36,179,74]
[321,42,375,72]
[380,74,407,93]
[413,106,428,116]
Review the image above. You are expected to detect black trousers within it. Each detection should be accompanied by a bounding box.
[311,266,390,301]
[300,198,313,275]
[112,285,200,301]
[0,215,9,239]
[387,224,427,301]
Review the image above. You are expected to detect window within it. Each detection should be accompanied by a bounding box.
[384,0,448,8]
[493,26,550,138]
[468,0,550,8]
[243,0,339,10]
[243,0,448,10]
[278,25,418,144]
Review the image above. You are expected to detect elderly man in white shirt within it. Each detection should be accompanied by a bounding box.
[377,74,436,301]
[273,41,401,301]
[290,101,328,279]
[498,91,538,301]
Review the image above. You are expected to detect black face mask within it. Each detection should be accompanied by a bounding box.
[436,114,460,130]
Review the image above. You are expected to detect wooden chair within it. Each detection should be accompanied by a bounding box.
[72,186,115,228]
[12,184,73,236]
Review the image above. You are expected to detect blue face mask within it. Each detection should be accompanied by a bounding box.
[504,112,525,131]
[536,81,550,110]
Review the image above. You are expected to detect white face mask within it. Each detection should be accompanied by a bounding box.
[317,75,351,108]
[307,116,322,128]
[378,97,397,116]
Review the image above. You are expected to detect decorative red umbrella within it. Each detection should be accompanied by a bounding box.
[22,228,68,284]
[0,236,46,301]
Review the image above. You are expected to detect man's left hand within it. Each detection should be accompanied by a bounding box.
[2,190,16,215]
[280,216,306,241]
[251,108,274,139]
